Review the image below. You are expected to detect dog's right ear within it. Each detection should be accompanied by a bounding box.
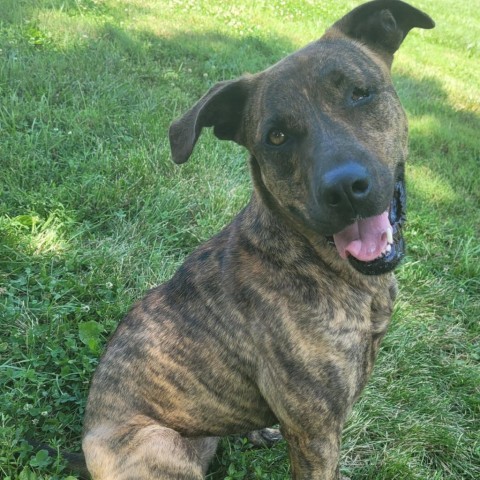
[169,78,250,164]
[328,0,435,66]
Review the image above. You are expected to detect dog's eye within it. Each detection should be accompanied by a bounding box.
[267,129,287,146]
[351,87,371,102]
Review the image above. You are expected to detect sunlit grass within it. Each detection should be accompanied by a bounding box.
[408,164,458,205]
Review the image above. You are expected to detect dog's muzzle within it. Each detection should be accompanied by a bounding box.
[329,178,406,276]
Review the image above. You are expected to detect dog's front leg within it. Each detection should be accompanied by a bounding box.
[258,349,358,480]
[282,424,343,480]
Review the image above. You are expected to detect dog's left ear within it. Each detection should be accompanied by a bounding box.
[169,78,251,164]
[329,0,434,64]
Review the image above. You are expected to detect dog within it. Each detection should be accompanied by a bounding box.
[81,1,434,478]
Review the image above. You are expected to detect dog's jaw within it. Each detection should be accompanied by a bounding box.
[345,178,406,275]
[324,172,406,276]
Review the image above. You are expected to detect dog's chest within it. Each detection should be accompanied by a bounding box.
[247,274,394,399]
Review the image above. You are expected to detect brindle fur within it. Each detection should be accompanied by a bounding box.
[82,1,434,479]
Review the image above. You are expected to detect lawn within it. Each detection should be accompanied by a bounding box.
[0,0,478,479]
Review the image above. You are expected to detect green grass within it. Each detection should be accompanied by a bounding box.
[0,0,478,478]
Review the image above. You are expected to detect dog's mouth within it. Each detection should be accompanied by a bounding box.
[328,179,406,276]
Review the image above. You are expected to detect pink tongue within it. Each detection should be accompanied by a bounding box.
[333,211,390,262]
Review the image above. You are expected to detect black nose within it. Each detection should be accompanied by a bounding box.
[321,162,372,211]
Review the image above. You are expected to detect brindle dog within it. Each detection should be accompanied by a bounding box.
[82,1,434,479]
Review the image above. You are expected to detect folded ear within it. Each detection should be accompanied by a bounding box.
[329,0,434,64]
[169,78,251,164]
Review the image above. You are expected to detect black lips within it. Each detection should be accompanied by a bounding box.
[347,179,406,276]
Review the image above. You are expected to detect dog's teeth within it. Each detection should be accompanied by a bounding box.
[386,227,393,244]
[386,243,392,254]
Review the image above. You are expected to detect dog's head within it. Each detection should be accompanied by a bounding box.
[169,0,434,276]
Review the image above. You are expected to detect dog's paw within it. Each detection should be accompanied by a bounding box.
[246,428,283,448]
